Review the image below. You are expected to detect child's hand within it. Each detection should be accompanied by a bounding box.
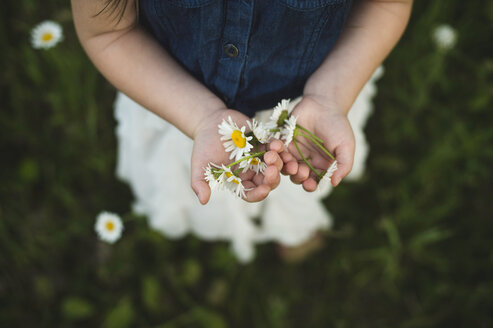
[191,108,284,204]
[281,96,355,191]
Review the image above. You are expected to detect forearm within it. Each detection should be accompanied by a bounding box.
[304,0,413,113]
[86,26,225,138]
[71,0,225,139]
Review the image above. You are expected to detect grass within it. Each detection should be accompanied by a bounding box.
[1,0,493,327]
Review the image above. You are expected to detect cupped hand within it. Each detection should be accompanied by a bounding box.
[191,108,284,204]
[282,95,355,191]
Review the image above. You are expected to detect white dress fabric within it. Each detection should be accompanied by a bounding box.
[114,67,384,263]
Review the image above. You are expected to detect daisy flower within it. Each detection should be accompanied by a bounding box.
[218,116,253,161]
[280,115,297,147]
[239,157,267,174]
[270,99,292,127]
[31,21,63,49]
[264,121,281,140]
[94,212,124,244]
[204,163,223,191]
[247,119,271,144]
[317,161,338,191]
[218,165,248,199]
[432,24,457,51]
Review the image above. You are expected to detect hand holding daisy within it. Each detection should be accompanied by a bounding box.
[192,108,284,204]
[282,96,353,191]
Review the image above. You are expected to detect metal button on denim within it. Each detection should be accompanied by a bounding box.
[224,43,239,58]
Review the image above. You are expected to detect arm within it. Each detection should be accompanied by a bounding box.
[71,0,283,203]
[71,0,223,139]
[287,0,413,189]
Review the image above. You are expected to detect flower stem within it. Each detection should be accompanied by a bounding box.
[299,132,335,161]
[226,151,266,169]
[296,124,324,144]
[317,170,328,183]
[293,138,321,178]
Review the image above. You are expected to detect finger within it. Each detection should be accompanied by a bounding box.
[263,164,281,189]
[285,142,304,161]
[244,184,271,202]
[279,152,298,175]
[302,178,318,192]
[239,169,255,181]
[190,159,211,205]
[191,179,211,205]
[282,160,298,175]
[331,142,355,186]
[280,151,294,164]
[264,150,283,172]
[268,139,284,153]
[252,171,265,186]
[242,180,256,189]
[290,163,310,184]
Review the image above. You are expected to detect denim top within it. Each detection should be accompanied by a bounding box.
[139,0,353,117]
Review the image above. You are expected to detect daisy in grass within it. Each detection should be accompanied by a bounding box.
[280,115,297,147]
[31,21,63,49]
[432,24,457,51]
[218,165,248,199]
[95,212,124,244]
[218,116,253,161]
[270,99,292,127]
[239,156,267,174]
[247,119,271,144]
[317,161,338,191]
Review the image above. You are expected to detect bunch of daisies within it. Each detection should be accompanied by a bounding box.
[204,99,338,199]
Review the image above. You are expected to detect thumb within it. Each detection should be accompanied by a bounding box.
[190,158,212,205]
[331,142,354,186]
[192,179,211,205]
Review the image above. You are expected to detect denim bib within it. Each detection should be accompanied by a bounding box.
[139,0,353,117]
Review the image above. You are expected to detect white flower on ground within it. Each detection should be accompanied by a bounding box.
[432,24,457,51]
[218,116,253,161]
[317,160,338,191]
[95,212,124,244]
[31,21,63,49]
[239,157,267,174]
[218,165,248,199]
[281,116,297,147]
[270,99,292,127]
[247,119,271,144]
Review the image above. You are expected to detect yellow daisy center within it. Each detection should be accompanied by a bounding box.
[42,33,53,42]
[250,158,260,165]
[105,221,115,231]
[226,172,240,184]
[231,130,246,148]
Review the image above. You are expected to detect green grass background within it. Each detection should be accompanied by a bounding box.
[1,0,493,327]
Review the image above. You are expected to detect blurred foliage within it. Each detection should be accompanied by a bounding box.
[1,0,493,327]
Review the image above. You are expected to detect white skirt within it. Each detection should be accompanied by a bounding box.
[114,67,384,263]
